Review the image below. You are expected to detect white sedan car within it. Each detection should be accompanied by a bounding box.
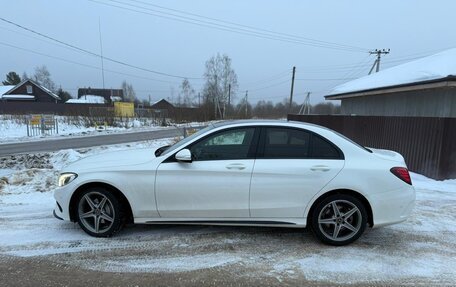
[54,120,415,245]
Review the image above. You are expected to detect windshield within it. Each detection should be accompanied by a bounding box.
[160,125,215,156]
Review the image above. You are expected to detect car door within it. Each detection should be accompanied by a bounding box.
[250,127,344,218]
[155,127,259,218]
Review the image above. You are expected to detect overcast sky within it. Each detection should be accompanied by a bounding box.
[1,0,456,104]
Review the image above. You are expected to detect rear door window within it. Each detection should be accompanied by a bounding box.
[259,127,343,159]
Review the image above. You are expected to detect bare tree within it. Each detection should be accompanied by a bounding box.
[312,102,340,115]
[202,53,238,119]
[179,78,195,107]
[33,65,56,92]
[121,80,137,102]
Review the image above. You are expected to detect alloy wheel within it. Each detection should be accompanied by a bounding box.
[317,199,362,242]
[78,191,115,234]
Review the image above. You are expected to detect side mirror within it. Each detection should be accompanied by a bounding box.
[175,149,192,162]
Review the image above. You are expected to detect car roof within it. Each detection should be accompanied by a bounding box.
[212,119,324,130]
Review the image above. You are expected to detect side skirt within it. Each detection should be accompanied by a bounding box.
[136,218,308,228]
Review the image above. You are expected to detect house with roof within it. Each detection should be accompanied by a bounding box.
[325,48,456,118]
[151,98,174,110]
[77,87,123,103]
[0,79,61,103]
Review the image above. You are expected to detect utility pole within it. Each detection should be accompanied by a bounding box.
[299,92,311,115]
[98,18,105,89]
[245,90,248,118]
[198,92,201,108]
[288,66,296,113]
[369,49,390,75]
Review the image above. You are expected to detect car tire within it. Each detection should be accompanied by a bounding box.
[76,187,124,237]
[311,194,367,246]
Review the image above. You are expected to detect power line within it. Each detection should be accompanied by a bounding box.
[0,41,183,84]
[88,0,368,53]
[0,17,202,80]
[120,0,369,52]
[244,78,291,92]
[240,69,291,86]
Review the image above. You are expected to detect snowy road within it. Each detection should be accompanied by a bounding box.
[0,140,455,286]
[0,128,181,156]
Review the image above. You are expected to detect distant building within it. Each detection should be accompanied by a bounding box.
[0,79,61,103]
[78,88,124,103]
[66,95,106,104]
[151,99,174,110]
[325,49,456,118]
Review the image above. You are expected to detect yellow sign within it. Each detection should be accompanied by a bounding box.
[114,102,134,117]
[30,114,41,125]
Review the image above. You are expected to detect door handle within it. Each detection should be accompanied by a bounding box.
[310,165,330,172]
[226,163,246,170]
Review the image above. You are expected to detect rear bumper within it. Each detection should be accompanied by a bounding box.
[370,184,416,227]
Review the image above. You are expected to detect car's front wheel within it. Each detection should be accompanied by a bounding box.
[76,188,123,237]
[311,194,367,246]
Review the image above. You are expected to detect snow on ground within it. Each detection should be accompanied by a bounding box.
[0,116,162,143]
[0,115,207,144]
[0,142,455,285]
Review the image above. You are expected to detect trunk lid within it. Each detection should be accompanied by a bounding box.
[368,148,407,165]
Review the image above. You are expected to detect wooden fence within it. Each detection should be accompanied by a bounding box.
[288,114,456,180]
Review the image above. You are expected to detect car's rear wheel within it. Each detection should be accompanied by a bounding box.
[76,188,123,237]
[311,194,367,246]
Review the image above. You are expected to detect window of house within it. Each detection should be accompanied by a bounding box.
[26,85,33,94]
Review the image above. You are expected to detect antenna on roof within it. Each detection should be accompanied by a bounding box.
[368,49,390,75]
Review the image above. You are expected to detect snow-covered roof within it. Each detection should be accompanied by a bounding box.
[0,94,35,100]
[5,79,61,100]
[66,95,106,104]
[110,96,122,102]
[327,48,456,98]
[0,85,15,95]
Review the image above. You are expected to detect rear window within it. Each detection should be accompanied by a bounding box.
[260,127,343,160]
[311,135,341,159]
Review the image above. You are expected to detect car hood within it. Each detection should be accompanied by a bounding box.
[62,148,158,172]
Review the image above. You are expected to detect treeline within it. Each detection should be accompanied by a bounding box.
[3,54,340,119]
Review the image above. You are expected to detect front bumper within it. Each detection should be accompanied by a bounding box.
[53,209,64,220]
[53,184,74,221]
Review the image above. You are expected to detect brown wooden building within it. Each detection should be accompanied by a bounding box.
[0,79,61,103]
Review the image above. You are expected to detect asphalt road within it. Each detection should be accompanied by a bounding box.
[0,128,182,157]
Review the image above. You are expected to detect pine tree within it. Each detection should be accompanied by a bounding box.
[2,71,21,85]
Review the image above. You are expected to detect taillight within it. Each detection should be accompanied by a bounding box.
[390,167,412,185]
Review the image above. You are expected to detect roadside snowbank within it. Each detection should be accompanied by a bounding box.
[0,116,166,143]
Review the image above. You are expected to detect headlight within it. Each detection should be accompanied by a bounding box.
[58,173,78,187]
